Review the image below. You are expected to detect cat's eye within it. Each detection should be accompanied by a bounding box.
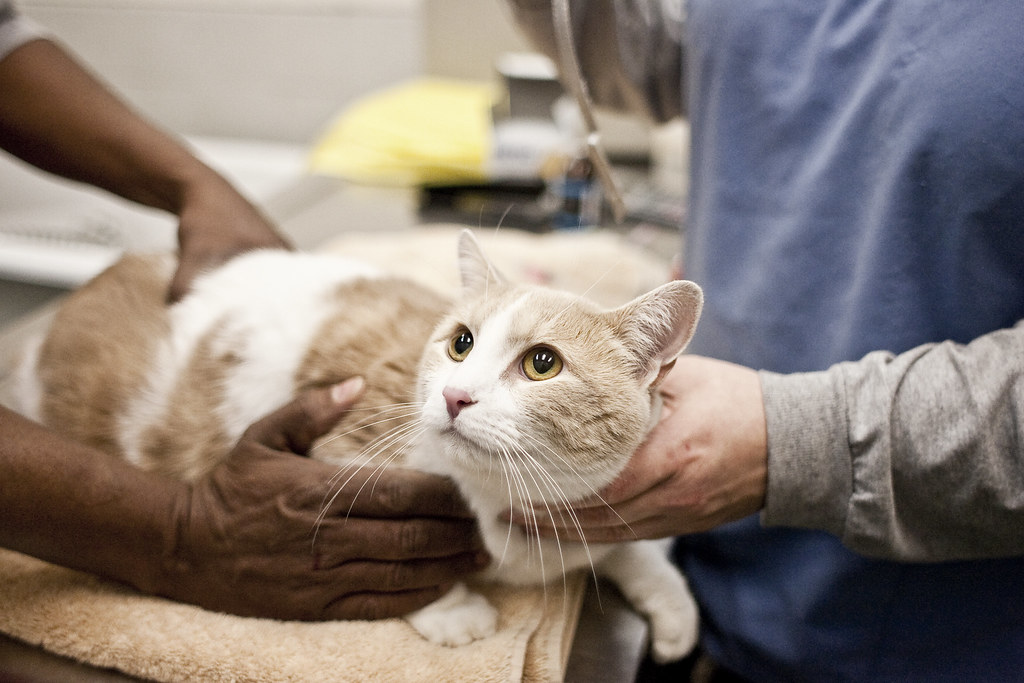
[522,346,563,381]
[448,328,474,361]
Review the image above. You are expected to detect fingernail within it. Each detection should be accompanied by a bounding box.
[331,376,365,403]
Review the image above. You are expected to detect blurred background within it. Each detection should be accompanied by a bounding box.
[0,0,686,328]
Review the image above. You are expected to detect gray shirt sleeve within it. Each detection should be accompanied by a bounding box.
[505,0,686,121]
[0,1,47,62]
[761,320,1024,562]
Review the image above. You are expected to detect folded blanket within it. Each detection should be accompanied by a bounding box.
[0,549,586,682]
[0,226,670,682]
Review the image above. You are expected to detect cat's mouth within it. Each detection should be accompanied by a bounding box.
[441,421,480,449]
[438,419,498,464]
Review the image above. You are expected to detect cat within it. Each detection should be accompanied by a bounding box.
[13,229,702,663]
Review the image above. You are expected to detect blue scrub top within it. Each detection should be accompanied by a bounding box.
[680,0,1024,679]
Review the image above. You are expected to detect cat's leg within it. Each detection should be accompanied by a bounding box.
[596,540,699,663]
[405,582,498,647]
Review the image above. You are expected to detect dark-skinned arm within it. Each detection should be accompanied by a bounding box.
[0,37,290,300]
[0,381,488,620]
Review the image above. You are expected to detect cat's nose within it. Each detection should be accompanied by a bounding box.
[443,387,475,420]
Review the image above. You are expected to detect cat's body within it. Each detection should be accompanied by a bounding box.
[14,230,701,662]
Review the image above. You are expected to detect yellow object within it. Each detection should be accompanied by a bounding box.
[310,78,496,186]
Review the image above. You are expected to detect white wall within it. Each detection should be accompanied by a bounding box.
[21,0,425,143]
[424,0,528,80]
[19,0,531,143]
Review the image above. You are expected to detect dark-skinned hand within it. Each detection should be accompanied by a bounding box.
[161,379,489,620]
[167,175,292,303]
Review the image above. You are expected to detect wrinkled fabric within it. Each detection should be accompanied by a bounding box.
[510,1,1024,680]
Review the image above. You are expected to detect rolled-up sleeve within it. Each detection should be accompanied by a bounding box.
[761,320,1024,562]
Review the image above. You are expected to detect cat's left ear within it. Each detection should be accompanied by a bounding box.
[609,280,703,386]
[457,229,507,293]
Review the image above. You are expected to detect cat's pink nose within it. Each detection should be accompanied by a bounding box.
[443,387,475,420]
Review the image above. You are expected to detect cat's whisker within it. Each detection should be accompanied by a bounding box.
[501,446,539,553]
[501,438,599,605]
[518,431,638,538]
[360,424,431,502]
[319,435,391,493]
[313,439,412,549]
[507,448,565,604]
[317,445,388,523]
[511,436,606,576]
[312,422,427,548]
[316,403,424,490]
[314,402,424,451]
[313,417,427,543]
[493,448,523,567]
[345,449,408,517]
[512,453,563,598]
[314,454,383,542]
[333,421,428,516]
[486,433,566,555]
[330,400,423,414]
[509,441,627,614]
[316,412,423,458]
[529,471,600,607]
[502,444,550,572]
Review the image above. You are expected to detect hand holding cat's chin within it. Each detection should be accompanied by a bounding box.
[158,380,488,621]
[505,355,768,544]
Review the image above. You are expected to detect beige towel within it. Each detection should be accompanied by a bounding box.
[0,226,670,682]
[0,549,586,682]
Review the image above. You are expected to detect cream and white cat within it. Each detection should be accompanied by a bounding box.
[15,229,702,663]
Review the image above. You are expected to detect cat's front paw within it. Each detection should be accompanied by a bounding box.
[406,583,498,647]
[598,541,701,663]
[648,587,700,663]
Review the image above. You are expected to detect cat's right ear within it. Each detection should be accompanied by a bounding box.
[610,279,704,385]
[457,229,507,293]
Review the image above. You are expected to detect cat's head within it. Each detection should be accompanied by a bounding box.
[415,230,703,504]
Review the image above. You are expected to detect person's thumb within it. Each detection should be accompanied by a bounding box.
[243,377,366,455]
[166,255,216,304]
